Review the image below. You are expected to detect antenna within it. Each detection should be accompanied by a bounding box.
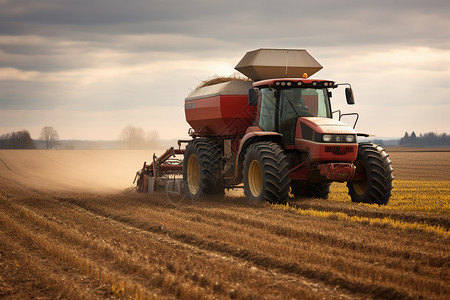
[285,49,289,78]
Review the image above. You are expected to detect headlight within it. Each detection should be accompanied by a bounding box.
[323,135,332,142]
[319,134,356,143]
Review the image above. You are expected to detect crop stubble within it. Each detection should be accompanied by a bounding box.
[0,149,449,299]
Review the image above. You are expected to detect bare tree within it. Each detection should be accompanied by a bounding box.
[119,125,146,149]
[119,125,160,149]
[40,126,59,149]
[147,129,160,148]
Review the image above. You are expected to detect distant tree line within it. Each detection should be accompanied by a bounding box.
[0,126,60,149]
[0,130,35,149]
[399,131,450,147]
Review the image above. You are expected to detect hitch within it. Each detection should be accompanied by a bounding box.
[318,163,356,182]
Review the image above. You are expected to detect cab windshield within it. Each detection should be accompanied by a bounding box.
[280,88,331,118]
[259,87,332,144]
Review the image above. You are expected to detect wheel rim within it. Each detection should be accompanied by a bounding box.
[187,154,200,195]
[248,160,263,197]
[353,160,367,195]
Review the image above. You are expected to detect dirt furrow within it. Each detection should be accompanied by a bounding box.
[49,192,449,299]
[2,193,336,299]
[0,199,219,299]
[0,213,112,299]
[181,204,449,271]
[139,207,448,299]
[0,207,168,299]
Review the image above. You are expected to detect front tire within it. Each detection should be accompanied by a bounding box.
[243,142,290,203]
[347,143,394,205]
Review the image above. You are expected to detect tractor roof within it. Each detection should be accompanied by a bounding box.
[235,48,323,81]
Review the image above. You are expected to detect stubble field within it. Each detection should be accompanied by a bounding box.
[0,148,449,299]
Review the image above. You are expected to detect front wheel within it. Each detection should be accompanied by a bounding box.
[243,142,290,203]
[347,143,394,205]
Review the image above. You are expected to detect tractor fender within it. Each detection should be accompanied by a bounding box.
[234,127,284,181]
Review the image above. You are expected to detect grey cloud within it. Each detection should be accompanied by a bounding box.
[0,33,235,72]
[1,0,449,46]
[0,80,64,109]
[1,0,449,110]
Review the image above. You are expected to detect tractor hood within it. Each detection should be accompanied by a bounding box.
[301,117,356,134]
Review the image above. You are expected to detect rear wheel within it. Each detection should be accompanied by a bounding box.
[347,143,394,205]
[243,142,290,203]
[183,139,223,199]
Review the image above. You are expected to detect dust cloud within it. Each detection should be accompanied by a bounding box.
[0,150,159,193]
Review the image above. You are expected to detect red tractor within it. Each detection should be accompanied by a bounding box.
[135,49,394,205]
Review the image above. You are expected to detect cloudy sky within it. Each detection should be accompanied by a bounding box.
[1,0,449,141]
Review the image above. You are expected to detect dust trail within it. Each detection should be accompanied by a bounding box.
[0,150,158,193]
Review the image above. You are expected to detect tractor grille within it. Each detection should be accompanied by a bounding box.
[325,146,354,155]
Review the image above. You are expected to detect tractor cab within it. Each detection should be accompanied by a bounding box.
[250,77,358,165]
[253,78,334,145]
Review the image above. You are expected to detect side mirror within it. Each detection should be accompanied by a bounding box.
[345,87,355,105]
[248,88,259,106]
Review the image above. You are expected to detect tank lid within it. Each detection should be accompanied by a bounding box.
[235,48,323,81]
[185,80,252,101]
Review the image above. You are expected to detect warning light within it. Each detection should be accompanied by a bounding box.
[303,73,308,79]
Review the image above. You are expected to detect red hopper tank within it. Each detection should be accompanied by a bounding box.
[185,80,254,136]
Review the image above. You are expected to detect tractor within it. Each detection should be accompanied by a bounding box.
[135,49,394,205]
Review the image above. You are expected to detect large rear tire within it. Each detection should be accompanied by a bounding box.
[243,142,290,203]
[347,143,394,205]
[183,139,223,199]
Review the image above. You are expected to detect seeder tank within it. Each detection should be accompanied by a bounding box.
[184,80,254,136]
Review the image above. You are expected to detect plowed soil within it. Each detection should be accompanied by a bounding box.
[0,148,449,299]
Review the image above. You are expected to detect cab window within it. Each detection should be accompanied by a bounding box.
[259,88,276,131]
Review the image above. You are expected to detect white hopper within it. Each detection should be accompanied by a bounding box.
[235,48,322,81]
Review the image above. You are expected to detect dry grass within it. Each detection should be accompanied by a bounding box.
[329,180,450,215]
[0,148,449,299]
